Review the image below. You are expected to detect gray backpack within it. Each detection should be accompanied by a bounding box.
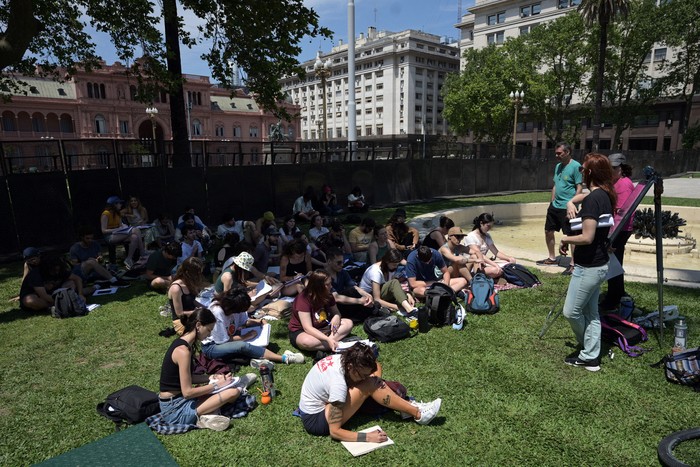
[52,289,89,318]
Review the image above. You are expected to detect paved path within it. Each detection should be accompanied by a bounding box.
[659,177,700,198]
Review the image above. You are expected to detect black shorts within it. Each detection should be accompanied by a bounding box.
[289,329,304,349]
[300,409,330,436]
[544,204,573,235]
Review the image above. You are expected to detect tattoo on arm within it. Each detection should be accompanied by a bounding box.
[382,394,391,406]
[328,404,343,424]
[357,432,367,442]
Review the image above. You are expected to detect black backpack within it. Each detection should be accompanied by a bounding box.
[52,288,90,318]
[97,385,161,430]
[364,315,411,343]
[501,264,541,288]
[425,282,458,326]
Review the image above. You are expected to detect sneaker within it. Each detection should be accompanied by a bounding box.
[159,306,171,317]
[250,358,275,371]
[283,350,306,364]
[564,357,601,372]
[561,266,575,276]
[124,257,134,270]
[196,414,230,431]
[235,373,258,389]
[49,306,59,318]
[415,398,442,425]
[112,279,131,288]
[536,257,558,265]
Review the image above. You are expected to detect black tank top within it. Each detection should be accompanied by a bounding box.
[422,229,443,250]
[169,283,197,320]
[285,255,309,277]
[160,338,190,392]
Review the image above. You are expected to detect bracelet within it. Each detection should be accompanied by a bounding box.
[357,432,367,442]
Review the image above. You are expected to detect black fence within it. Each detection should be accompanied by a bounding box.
[0,137,698,256]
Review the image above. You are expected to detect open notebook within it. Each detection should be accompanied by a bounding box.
[340,426,394,457]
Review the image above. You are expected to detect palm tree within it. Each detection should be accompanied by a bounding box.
[578,0,630,150]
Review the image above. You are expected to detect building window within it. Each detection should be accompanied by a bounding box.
[653,48,667,62]
[94,114,107,134]
[2,112,16,131]
[31,114,45,133]
[487,31,505,45]
[521,3,541,16]
[130,85,137,100]
[520,25,531,36]
[249,126,258,138]
[416,80,423,88]
[488,11,506,25]
[192,119,202,136]
[415,105,422,112]
[119,120,129,135]
[416,93,423,100]
[215,125,225,137]
[365,126,372,136]
[288,126,295,138]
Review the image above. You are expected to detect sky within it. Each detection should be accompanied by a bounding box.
[91,0,473,78]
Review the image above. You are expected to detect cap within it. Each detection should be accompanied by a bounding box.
[263,211,275,222]
[393,208,407,218]
[447,227,466,237]
[106,195,124,205]
[232,252,254,271]
[265,226,280,236]
[23,247,41,259]
[608,153,626,167]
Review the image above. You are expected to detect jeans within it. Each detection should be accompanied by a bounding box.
[562,263,608,361]
[202,340,265,361]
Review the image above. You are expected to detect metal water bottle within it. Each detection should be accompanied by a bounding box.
[674,319,688,352]
[259,364,275,398]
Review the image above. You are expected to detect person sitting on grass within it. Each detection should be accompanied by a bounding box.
[145,242,182,292]
[293,186,320,222]
[158,307,256,432]
[386,208,419,258]
[176,225,204,269]
[69,227,129,287]
[298,342,442,441]
[438,227,474,285]
[279,215,302,250]
[120,196,149,226]
[279,238,313,297]
[288,270,353,353]
[217,213,257,245]
[19,253,86,312]
[324,248,375,323]
[358,248,416,316]
[215,251,256,294]
[367,225,395,264]
[348,217,376,263]
[347,186,368,212]
[169,257,209,336]
[307,214,330,243]
[406,245,467,299]
[202,284,305,366]
[463,213,516,280]
[253,227,281,274]
[422,215,454,250]
[100,195,144,270]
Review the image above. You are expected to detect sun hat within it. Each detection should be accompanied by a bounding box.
[608,153,626,167]
[263,211,275,221]
[106,195,124,205]
[232,252,254,271]
[23,247,41,259]
[447,227,466,237]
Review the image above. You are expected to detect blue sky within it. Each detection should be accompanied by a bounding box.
[91,0,473,77]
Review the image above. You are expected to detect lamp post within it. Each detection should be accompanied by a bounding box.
[313,51,331,146]
[145,106,158,154]
[509,89,524,159]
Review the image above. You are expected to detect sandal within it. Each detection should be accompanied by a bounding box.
[536,258,558,265]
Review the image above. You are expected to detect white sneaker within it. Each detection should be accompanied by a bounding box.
[235,373,258,389]
[283,350,306,364]
[415,398,442,425]
[124,257,134,270]
[196,414,230,431]
[250,358,275,371]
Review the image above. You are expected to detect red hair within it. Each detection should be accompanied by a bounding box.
[582,153,617,210]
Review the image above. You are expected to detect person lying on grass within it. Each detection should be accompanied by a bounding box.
[158,307,257,431]
[202,284,305,366]
[298,342,442,441]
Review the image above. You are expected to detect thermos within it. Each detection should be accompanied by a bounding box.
[418,306,430,333]
[259,364,275,398]
[674,319,688,352]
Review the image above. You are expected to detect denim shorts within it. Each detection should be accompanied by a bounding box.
[159,396,198,425]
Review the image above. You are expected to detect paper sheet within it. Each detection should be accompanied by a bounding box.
[340,425,394,457]
[240,323,271,347]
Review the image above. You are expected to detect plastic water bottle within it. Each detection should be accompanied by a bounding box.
[259,364,275,398]
[674,319,687,352]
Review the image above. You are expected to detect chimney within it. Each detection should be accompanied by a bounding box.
[368,26,377,39]
[359,32,364,40]
[339,39,343,46]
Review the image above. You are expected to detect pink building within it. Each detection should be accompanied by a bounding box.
[0,61,300,171]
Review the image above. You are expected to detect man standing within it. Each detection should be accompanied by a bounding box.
[536,142,582,275]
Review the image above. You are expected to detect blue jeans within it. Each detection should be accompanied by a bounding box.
[562,263,608,361]
[202,341,265,361]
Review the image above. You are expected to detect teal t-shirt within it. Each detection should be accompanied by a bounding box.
[552,160,582,209]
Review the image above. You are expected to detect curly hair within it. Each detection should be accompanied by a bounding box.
[214,284,251,316]
[341,342,378,378]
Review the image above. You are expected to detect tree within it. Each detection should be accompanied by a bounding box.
[656,0,700,135]
[0,0,331,164]
[578,0,630,150]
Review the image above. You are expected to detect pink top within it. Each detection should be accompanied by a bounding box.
[614,176,635,231]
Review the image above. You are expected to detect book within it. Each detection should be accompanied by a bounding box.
[569,213,614,231]
[240,323,271,347]
[210,376,241,394]
[111,225,133,235]
[335,339,375,352]
[252,280,273,300]
[340,425,394,457]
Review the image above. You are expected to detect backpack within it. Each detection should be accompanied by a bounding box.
[652,347,700,391]
[364,315,411,343]
[466,273,499,314]
[52,288,90,318]
[425,282,458,327]
[501,264,541,288]
[600,313,649,357]
[96,385,161,430]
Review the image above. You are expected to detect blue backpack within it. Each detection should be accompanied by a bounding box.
[466,273,499,314]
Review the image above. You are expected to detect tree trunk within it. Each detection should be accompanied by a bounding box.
[162,0,190,168]
[0,0,41,71]
[591,19,609,151]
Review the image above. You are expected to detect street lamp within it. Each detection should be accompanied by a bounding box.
[313,51,331,145]
[145,106,158,154]
[509,89,524,159]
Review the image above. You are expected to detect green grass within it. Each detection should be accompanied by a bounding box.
[1,193,699,466]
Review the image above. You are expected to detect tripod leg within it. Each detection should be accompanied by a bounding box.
[538,289,567,339]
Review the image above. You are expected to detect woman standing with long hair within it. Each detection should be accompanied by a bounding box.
[559,153,616,372]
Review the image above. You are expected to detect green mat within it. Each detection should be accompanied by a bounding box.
[34,423,178,467]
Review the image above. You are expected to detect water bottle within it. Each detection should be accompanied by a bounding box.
[674,319,687,352]
[259,364,275,398]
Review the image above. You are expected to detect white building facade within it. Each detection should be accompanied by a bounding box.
[280,28,460,140]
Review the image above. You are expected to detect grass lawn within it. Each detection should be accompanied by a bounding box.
[1,193,699,466]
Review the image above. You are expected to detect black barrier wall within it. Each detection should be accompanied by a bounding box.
[1,150,698,256]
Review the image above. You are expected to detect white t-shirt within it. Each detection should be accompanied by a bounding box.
[359,263,393,294]
[299,354,347,415]
[293,197,314,215]
[463,231,496,256]
[308,226,329,242]
[202,302,247,345]
[217,221,245,238]
[178,240,203,265]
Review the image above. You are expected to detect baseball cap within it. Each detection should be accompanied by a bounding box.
[263,211,275,222]
[265,226,280,236]
[106,195,124,205]
[447,227,466,237]
[608,153,626,167]
[23,247,41,259]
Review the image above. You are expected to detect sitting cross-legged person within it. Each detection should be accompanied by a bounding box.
[324,248,375,323]
[69,226,129,287]
[168,257,209,335]
[100,195,144,270]
[145,242,182,292]
[386,208,419,258]
[177,225,204,270]
[358,248,416,316]
[438,227,474,285]
[348,217,375,263]
[216,213,258,245]
[406,246,467,299]
[20,253,86,312]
